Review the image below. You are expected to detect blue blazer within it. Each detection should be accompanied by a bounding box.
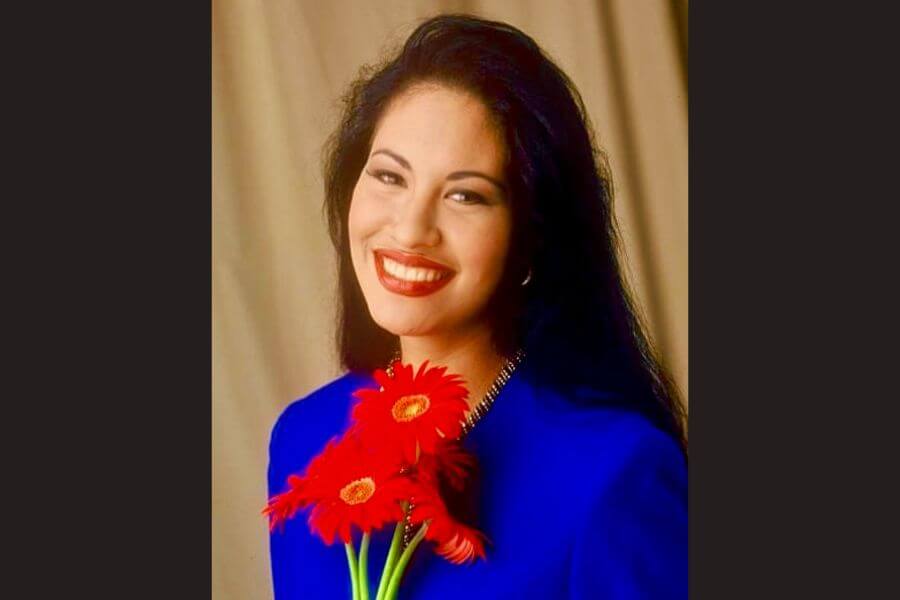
[268,363,687,599]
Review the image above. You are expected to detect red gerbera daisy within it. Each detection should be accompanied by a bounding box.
[263,474,307,533]
[302,433,415,545]
[351,360,469,465]
[409,483,488,565]
[263,436,344,532]
[416,439,478,492]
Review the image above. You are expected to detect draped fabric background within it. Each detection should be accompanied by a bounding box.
[212,1,687,598]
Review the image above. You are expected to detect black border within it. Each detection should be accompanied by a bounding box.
[5,4,210,598]
[5,1,897,598]
[692,3,898,598]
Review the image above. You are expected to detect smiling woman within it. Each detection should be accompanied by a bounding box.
[349,84,513,348]
[266,13,687,600]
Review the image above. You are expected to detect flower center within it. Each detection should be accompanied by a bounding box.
[391,394,431,422]
[339,477,376,505]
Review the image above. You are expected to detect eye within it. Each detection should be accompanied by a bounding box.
[366,169,405,187]
[446,190,487,205]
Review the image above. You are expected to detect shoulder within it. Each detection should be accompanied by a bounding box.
[579,406,685,491]
[531,381,686,492]
[492,375,687,595]
[555,397,687,597]
[568,410,684,513]
[270,371,373,446]
[267,371,375,495]
[579,408,686,514]
[521,379,686,525]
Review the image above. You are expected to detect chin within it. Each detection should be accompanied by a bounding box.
[370,309,438,338]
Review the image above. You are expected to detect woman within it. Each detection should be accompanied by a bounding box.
[268,14,686,599]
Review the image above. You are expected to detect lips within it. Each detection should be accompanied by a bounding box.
[373,249,455,297]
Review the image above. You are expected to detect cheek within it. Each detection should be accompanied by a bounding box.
[457,214,512,284]
[348,183,382,251]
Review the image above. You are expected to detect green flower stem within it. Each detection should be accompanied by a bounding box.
[345,542,360,600]
[375,503,409,600]
[359,533,371,600]
[383,523,429,600]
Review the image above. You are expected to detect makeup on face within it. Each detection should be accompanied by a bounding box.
[373,248,455,297]
[347,85,512,338]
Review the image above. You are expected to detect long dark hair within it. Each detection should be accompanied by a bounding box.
[322,14,686,451]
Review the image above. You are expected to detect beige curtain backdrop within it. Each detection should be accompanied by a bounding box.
[212,1,687,598]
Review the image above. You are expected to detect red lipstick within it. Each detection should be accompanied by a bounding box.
[373,249,455,297]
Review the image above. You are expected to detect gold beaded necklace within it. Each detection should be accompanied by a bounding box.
[386,348,526,548]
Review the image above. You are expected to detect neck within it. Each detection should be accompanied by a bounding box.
[399,325,505,415]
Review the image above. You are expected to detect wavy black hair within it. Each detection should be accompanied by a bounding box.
[322,14,686,451]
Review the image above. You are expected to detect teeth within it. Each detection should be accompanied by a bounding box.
[382,256,447,283]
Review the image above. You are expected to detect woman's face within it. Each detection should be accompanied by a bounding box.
[348,84,512,339]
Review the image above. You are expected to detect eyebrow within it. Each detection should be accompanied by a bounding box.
[370,148,508,194]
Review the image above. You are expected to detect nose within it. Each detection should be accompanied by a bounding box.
[391,188,441,249]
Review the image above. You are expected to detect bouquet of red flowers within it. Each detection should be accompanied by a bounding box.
[264,361,488,600]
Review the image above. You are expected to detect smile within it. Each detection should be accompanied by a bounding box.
[373,249,455,297]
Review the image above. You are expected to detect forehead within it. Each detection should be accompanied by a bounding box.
[370,84,507,174]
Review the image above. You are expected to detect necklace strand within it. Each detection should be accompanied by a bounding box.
[386,349,526,548]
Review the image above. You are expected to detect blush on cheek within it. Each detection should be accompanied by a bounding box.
[348,192,371,253]
[348,185,395,298]
[347,202,369,285]
[349,183,391,238]
[469,227,510,276]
